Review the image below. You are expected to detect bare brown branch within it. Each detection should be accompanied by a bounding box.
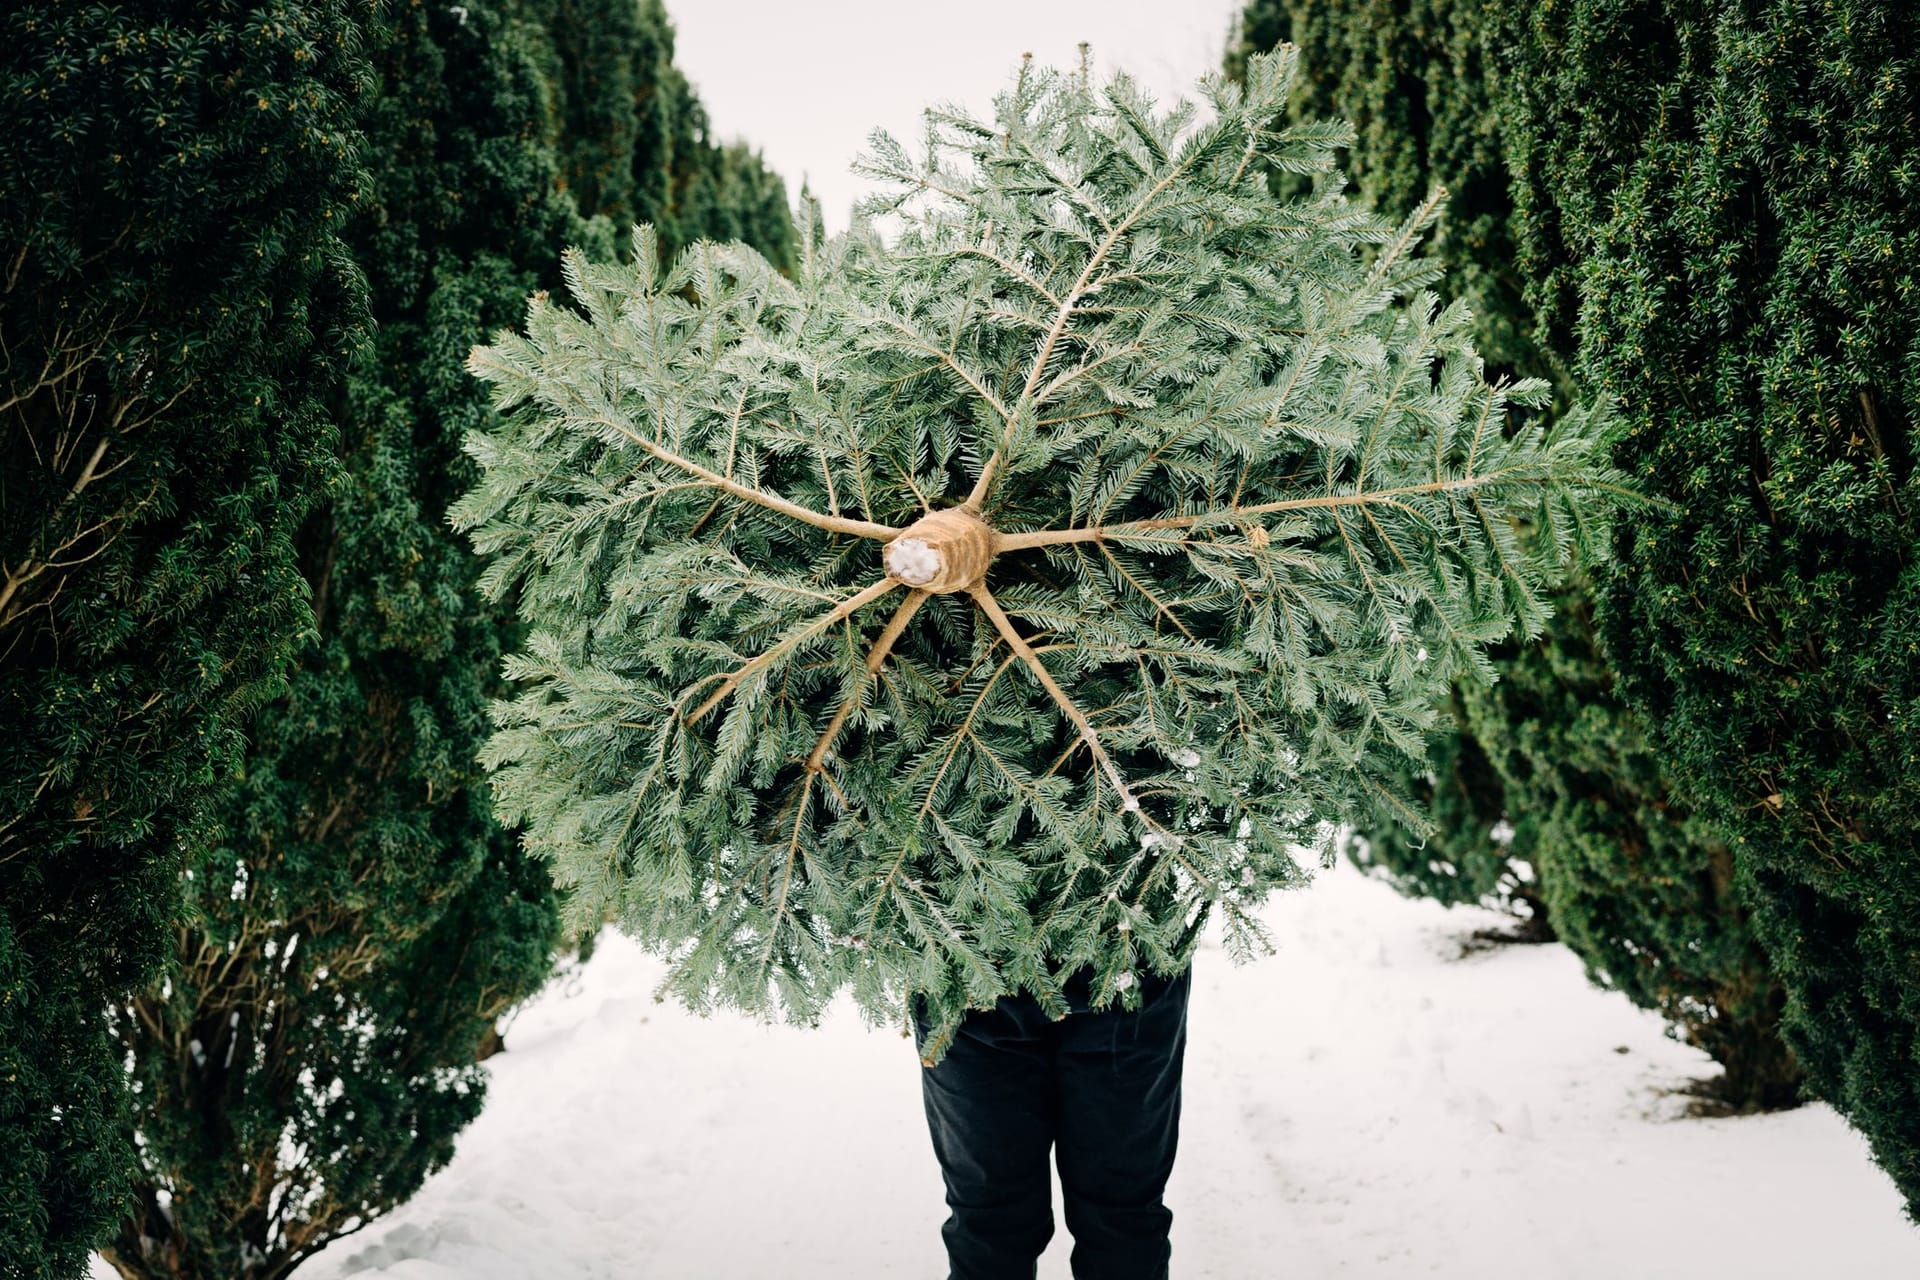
[968,583,1136,808]
[684,576,902,725]
[991,465,1565,553]
[806,589,930,773]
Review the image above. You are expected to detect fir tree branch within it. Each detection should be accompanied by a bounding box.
[684,577,901,724]
[499,370,902,541]
[1368,187,1448,288]
[1096,543,1197,640]
[858,647,1021,949]
[609,412,898,540]
[806,588,930,773]
[992,466,1580,551]
[951,245,1065,309]
[912,652,1019,824]
[968,583,1137,808]
[862,312,1015,422]
[761,770,816,976]
[968,130,1229,507]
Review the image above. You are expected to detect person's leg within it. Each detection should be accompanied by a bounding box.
[1051,966,1191,1280]
[917,993,1058,1280]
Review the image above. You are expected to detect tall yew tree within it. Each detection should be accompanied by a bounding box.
[104,2,798,1274]
[1236,0,1920,1193]
[1226,0,1537,377]
[546,0,794,268]
[1509,0,1920,1207]
[0,2,370,1272]
[1230,0,1800,1110]
[103,5,575,1274]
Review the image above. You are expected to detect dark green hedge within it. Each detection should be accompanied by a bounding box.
[1462,592,1797,1108]
[0,3,372,1270]
[545,0,794,269]
[101,5,570,1271]
[100,2,800,1274]
[1230,0,1802,1114]
[1517,0,1920,1209]
[1236,0,1920,1207]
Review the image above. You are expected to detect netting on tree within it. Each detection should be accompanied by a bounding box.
[455,48,1627,1055]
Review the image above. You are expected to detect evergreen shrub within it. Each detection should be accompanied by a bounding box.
[1227,0,1539,377]
[1506,0,1920,1205]
[0,2,370,1270]
[546,0,794,269]
[103,2,799,1272]
[1230,0,1803,1111]
[1459,592,1798,1107]
[101,7,566,1272]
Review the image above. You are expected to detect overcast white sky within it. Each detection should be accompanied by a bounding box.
[668,0,1250,232]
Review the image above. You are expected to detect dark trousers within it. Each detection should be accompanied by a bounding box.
[915,966,1191,1280]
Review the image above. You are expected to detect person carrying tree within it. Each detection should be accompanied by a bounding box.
[457,46,1627,1280]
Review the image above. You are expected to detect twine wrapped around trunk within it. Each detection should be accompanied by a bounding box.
[883,506,994,594]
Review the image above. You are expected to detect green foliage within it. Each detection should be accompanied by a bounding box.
[101,0,802,1269]
[1240,0,1920,1199]
[1463,592,1797,1108]
[1228,0,1541,377]
[457,50,1628,1059]
[545,0,795,268]
[1230,0,1559,934]
[1504,0,1920,1208]
[1232,0,1803,1111]
[544,0,649,225]
[1341,683,1550,930]
[0,1,370,1270]
[98,4,571,1274]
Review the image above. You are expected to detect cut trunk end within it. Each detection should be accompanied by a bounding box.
[884,506,994,594]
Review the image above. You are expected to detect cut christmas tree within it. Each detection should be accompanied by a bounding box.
[455,48,1630,1057]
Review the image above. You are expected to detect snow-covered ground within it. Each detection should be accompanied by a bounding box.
[145,863,1919,1279]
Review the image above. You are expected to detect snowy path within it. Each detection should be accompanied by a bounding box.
[261,865,1919,1278]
